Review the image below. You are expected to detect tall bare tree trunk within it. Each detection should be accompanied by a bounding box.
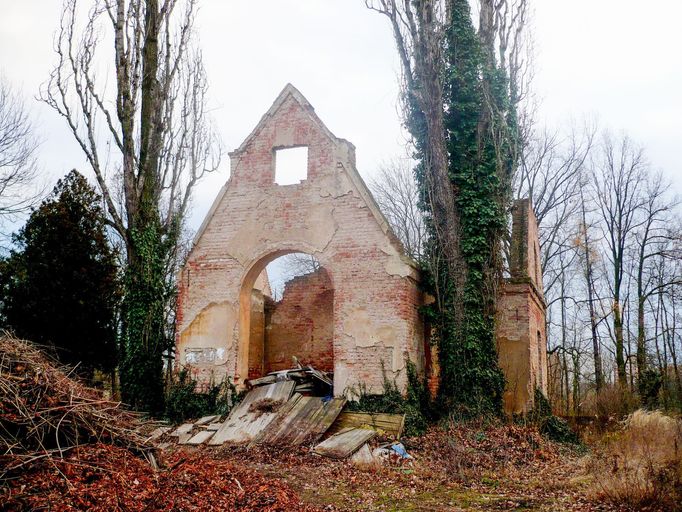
[580,188,604,391]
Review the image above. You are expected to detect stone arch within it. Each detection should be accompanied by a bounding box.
[236,245,335,382]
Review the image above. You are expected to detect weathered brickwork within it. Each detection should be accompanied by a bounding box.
[176,85,424,395]
[497,199,548,414]
[175,84,547,410]
[262,267,334,375]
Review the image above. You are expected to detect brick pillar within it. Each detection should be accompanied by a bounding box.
[497,198,548,414]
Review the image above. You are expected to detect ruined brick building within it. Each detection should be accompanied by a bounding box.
[176,84,547,414]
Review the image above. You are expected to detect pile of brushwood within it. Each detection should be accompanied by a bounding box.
[0,333,156,477]
[0,334,318,511]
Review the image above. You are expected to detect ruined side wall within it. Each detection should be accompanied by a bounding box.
[497,281,547,414]
[497,198,548,415]
[509,199,544,300]
[176,88,424,395]
[264,268,334,374]
[248,290,265,379]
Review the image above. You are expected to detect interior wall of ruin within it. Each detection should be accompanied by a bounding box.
[262,267,334,374]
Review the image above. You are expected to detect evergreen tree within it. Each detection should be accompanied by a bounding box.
[0,170,121,377]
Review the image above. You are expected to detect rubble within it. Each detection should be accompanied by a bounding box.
[162,364,405,463]
[246,364,334,396]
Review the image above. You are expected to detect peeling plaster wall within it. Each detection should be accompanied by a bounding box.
[176,85,424,395]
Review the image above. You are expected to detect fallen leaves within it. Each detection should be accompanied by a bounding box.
[1,443,320,511]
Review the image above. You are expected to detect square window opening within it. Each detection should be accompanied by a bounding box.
[274,146,308,185]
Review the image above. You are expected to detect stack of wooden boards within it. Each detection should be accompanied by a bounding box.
[159,380,405,460]
[245,365,333,395]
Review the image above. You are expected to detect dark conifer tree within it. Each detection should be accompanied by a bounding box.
[0,170,121,377]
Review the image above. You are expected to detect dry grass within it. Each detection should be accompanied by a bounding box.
[588,408,682,510]
[581,384,640,419]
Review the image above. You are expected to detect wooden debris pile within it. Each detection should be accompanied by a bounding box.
[166,367,407,464]
[246,364,333,395]
[0,333,155,479]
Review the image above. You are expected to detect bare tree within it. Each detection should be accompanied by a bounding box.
[578,185,605,392]
[0,77,41,239]
[632,174,681,377]
[42,0,220,253]
[515,120,596,294]
[369,159,425,260]
[478,0,532,191]
[365,0,527,327]
[41,0,221,411]
[365,1,463,319]
[591,133,647,386]
[280,253,321,277]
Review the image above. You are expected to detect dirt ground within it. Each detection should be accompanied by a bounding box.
[3,424,631,511]
[196,424,624,512]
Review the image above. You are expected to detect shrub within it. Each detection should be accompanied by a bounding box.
[529,389,581,444]
[588,409,682,510]
[346,361,430,437]
[165,368,239,424]
[581,384,640,419]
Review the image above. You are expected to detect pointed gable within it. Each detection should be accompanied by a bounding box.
[191,84,411,263]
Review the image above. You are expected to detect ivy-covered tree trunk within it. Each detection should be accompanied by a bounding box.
[120,221,170,413]
[369,0,525,415]
[427,0,507,413]
[119,0,168,413]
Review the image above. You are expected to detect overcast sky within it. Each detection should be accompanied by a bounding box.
[1,0,680,234]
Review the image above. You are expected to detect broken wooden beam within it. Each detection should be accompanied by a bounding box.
[327,411,405,439]
[314,427,376,459]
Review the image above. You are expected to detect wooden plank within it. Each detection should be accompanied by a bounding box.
[208,380,295,445]
[254,396,346,447]
[250,393,306,446]
[194,415,219,426]
[327,411,405,439]
[177,432,192,444]
[184,430,215,445]
[246,375,277,387]
[146,426,171,441]
[305,366,333,387]
[205,422,223,431]
[170,423,194,436]
[314,428,376,459]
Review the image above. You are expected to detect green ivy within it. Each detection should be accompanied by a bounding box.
[529,389,581,445]
[119,214,176,414]
[165,368,240,423]
[412,0,511,417]
[346,361,431,437]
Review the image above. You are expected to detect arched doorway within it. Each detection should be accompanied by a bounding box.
[236,250,334,384]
